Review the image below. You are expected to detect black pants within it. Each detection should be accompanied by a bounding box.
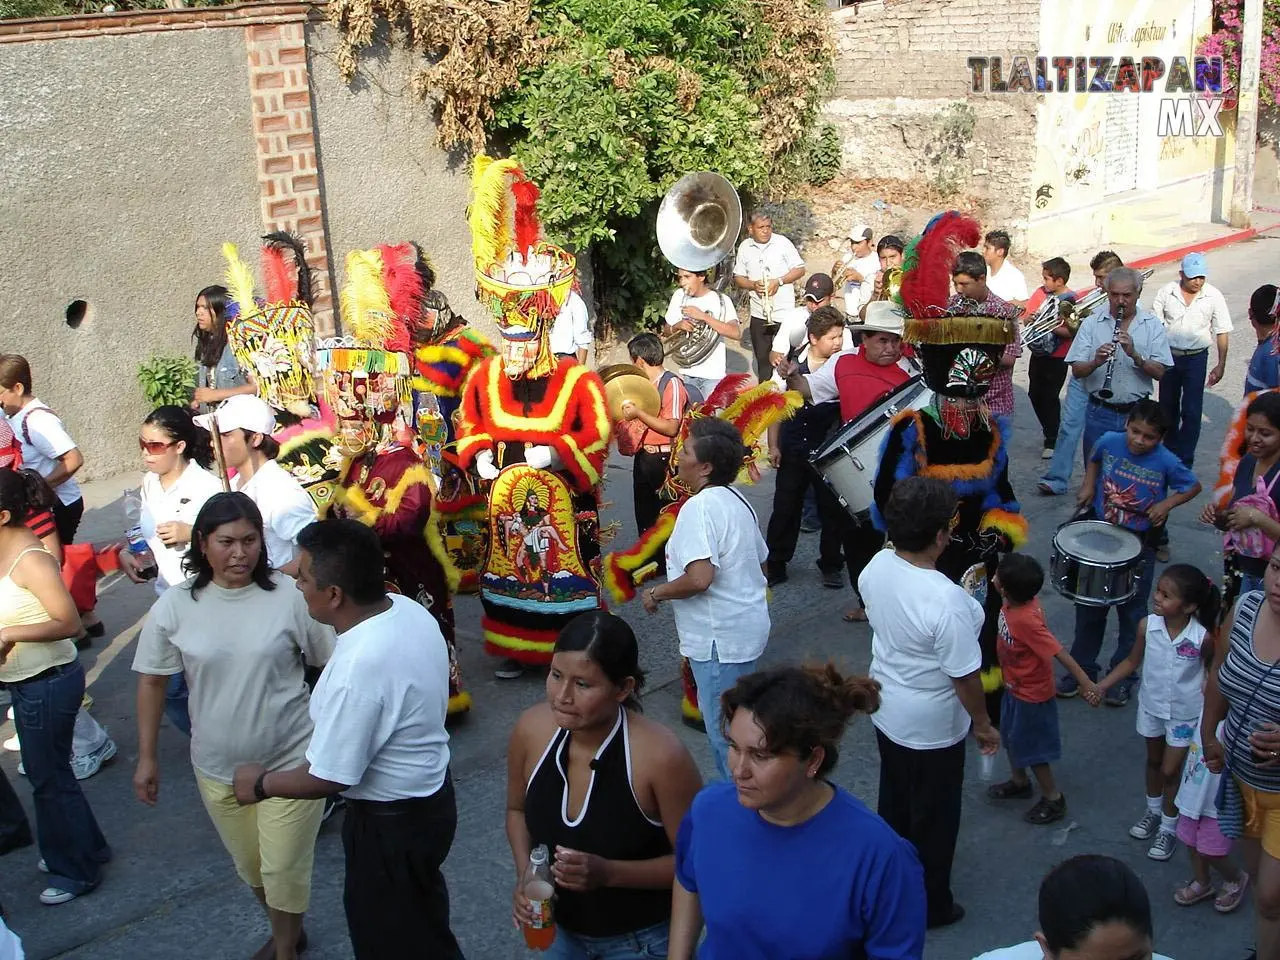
[0,765,33,854]
[875,730,965,923]
[1027,354,1068,446]
[632,449,670,537]
[825,507,886,606]
[51,497,84,546]
[343,777,463,960]
[748,316,777,381]
[766,451,842,572]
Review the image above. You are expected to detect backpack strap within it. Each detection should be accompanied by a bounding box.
[18,403,57,448]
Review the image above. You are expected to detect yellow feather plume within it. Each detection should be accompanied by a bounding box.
[469,155,521,270]
[222,243,257,315]
[341,249,394,346]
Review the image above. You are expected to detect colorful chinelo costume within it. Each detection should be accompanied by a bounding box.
[321,244,471,716]
[453,158,611,666]
[870,213,1028,724]
[602,375,801,724]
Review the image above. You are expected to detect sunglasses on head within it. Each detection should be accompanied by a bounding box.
[139,438,176,454]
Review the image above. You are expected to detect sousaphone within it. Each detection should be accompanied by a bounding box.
[656,172,742,367]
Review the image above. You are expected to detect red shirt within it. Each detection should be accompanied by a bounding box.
[833,351,912,423]
[1023,287,1078,360]
[24,508,56,540]
[996,598,1062,703]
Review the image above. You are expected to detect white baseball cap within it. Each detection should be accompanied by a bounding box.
[848,223,873,242]
[855,301,906,336]
[194,394,277,436]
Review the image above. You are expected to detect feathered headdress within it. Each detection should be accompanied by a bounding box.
[469,156,523,270]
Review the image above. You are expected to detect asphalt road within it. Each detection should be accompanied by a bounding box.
[2,228,1277,959]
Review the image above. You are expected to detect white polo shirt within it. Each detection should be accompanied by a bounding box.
[666,485,769,664]
[140,461,224,591]
[839,251,880,316]
[734,235,805,317]
[769,306,853,358]
[664,289,734,381]
[1151,280,1233,351]
[549,290,593,358]
[7,401,82,506]
[231,459,318,570]
[306,594,451,801]
[987,261,1029,303]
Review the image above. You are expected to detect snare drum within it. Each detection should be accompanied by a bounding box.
[811,376,931,517]
[1050,520,1143,607]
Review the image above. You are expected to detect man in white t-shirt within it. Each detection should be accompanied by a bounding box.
[549,288,593,363]
[859,475,999,930]
[232,519,462,960]
[766,273,852,368]
[834,223,881,319]
[982,229,1029,307]
[733,212,805,380]
[664,267,742,400]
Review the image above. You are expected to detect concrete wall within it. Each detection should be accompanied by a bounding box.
[825,0,1041,244]
[0,27,263,478]
[305,23,489,336]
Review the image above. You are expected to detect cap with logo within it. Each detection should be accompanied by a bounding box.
[847,223,873,242]
[803,273,836,302]
[1180,252,1207,279]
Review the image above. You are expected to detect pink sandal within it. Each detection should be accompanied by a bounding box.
[1214,872,1250,913]
[1173,879,1215,906]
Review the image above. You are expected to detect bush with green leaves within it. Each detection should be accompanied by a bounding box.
[137,356,198,409]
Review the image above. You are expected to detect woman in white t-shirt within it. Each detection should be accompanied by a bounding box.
[196,395,317,575]
[859,475,999,929]
[974,854,1173,960]
[642,418,768,780]
[132,492,333,960]
[663,268,741,400]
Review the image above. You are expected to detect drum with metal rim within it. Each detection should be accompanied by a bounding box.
[810,376,931,518]
[1050,519,1143,607]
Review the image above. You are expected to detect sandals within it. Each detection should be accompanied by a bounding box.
[1215,872,1250,913]
[1024,794,1067,825]
[986,779,1033,800]
[1174,879,1215,906]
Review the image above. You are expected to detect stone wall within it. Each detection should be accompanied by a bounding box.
[824,0,1041,246]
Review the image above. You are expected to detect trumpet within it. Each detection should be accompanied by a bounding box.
[760,266,774,326]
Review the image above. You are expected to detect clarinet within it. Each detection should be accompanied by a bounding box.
[1094,303,1125,400]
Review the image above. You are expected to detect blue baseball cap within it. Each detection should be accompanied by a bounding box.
[1180,252,1208,278]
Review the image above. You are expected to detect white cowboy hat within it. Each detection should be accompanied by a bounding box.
[853,301,905,337]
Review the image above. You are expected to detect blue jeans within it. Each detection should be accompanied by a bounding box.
[165,672,192,737]
[801,487,819,529]
[1039,379,1087,494]
[544,920,669,960]
[688,650,760,780]
[684,376,720,401]
[1081,402,1130,474]
[1070,548,1156,681]
[9,660,110,894]
[1159,349,1208,466]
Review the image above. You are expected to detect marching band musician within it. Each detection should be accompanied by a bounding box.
[733,212,805,380]
[777,301,913,622]
[664,267,741,401]
[766,274,852,370]
[834,224,880,320]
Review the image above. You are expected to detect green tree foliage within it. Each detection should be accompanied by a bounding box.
[137,355,198,409]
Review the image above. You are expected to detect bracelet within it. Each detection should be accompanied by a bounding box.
[648,588,660,604]
[253,771,269,802]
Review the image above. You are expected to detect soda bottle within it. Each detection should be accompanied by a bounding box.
[522,844,556,950]
[123,490,158,581]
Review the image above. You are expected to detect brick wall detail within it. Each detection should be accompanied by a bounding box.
[244,21,335,334]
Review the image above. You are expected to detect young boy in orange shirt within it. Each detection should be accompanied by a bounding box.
[988,553,1100,824]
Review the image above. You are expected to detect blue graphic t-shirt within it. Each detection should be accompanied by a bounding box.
[1246,337,1280,397]
[1089,432,1198,533]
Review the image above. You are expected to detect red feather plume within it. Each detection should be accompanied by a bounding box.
[511,177,542,260]
[897,211,981,317]
[378,243,426,326]
[701,373,753,414]
[261,245,296,303]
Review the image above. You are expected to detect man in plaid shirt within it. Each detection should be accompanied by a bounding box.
[949,250,1022,438]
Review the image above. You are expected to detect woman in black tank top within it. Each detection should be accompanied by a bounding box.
[506,612,703,958]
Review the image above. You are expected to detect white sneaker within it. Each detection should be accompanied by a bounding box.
[39,886,77,906]
[1041,447,1054,459]
[3,735,18,753]
[71,738,117,781]
[37,857,48,873]
[16,761,23,777]
[1129,810,1161,840]
[1148,830,1177,861]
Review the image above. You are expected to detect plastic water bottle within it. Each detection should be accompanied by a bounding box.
[123,490,158,581]
[521,844,556,950]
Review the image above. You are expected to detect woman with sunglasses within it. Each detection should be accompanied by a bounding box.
[119,406,222,737]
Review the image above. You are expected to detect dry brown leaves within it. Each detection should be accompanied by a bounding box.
[803,173,988,216]
[750,0,835,160]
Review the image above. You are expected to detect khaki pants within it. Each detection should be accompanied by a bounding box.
[196,774,324,913]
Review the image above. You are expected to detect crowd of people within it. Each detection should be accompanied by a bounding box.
[0,191,1278,960]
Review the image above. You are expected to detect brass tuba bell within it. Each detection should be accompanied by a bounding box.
[656,172,743,368]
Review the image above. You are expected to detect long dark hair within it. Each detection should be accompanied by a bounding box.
[1160,563,1222,631]
[192,285,230,368]
[144,406,214,469]
[555,612,646,710]
[0,469,52,527]
[1038,855,1152,952]
[182,492,276,596]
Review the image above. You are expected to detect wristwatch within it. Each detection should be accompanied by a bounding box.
[253,771,269,802]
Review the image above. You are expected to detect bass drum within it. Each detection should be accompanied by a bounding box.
[1050,520,1143,607]
[810,376,931,518]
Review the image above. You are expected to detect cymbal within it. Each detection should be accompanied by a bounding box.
[599,364,661,421]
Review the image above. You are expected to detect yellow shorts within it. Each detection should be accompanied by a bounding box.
[1235,779,1280,860]
[196,774,324,914]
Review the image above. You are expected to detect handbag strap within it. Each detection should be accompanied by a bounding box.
[1225,593,1280,770]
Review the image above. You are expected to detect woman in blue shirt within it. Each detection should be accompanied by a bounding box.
[669,663,926,960]
[191,285,256,411]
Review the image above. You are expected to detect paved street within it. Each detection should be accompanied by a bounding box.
[2,228,1277,959]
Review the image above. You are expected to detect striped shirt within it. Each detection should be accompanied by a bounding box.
[1219,591,1280,792]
